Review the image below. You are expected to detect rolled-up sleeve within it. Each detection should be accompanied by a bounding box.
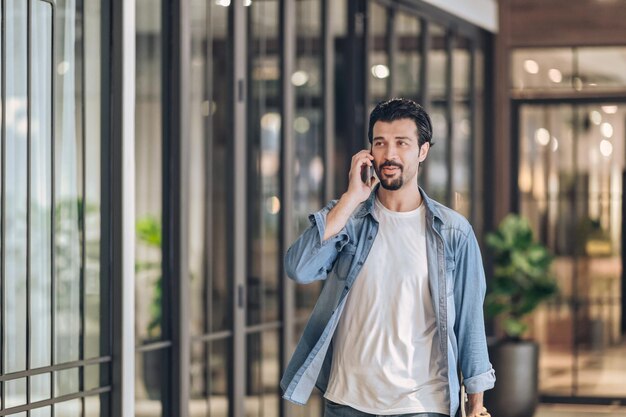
[454,228,496,394]
[284,200,350,284]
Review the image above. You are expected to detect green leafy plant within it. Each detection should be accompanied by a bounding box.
[485,214,558,340]
[136,215,162,339]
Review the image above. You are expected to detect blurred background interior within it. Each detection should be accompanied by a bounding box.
[1,0,626,416]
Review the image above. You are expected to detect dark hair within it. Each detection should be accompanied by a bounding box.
[367,98,433,147]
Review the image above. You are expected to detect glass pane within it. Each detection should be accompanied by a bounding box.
[31,406,51,417]
[511,48,573,91]
[189,0,230,337]
[54,398,81,417]
[452,36,471,98]
[577,47,626,90]
[84,0,104,359]
[30,0,53,370]
[368,2,389,109]
[519,104,626,398]
[55,368,79,396]
[452,103,471,218]
[135,349,164,417]
[84,394,103,417]
[54,0,82,366]
[4,378,27,408]
[425,24,448,204]
[31,372,51,402]
[245,331,279,417]
[294,0,324,320]
[190,339,229,417]
[395,12,421,99]
[247,0,281,326]
[4,0,28,374]
[135,0,164,343]
[85,363,109,391]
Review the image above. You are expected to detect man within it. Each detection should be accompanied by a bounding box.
[280,98,495,417]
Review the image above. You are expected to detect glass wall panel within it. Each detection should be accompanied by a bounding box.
[30,373,51,402]
[247,0,281,326]
[577,47,626,90]
[54,398,81,417]
[395,12,421,100]
[30,0,53,370]
[425,24,448,204]
[245,331,279,417]
[55,368,79,396]
[190,339,229,417]
[135,0,164,344]
[4,378,27,408]
[189,0,231,338]
[368,2,389,111]
[294,0,324,321]
[135,349,165,417]
[54,0,83,367]
[519,103,626,398]
[4,0,28,374]
[31,406,51,417]
[452,36,472,218]
[84,0,104,360]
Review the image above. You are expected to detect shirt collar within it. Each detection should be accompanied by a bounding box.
[355,184,444,224]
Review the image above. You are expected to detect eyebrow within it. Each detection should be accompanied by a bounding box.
[373,136,415,141]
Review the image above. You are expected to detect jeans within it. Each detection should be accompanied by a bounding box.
[324,399,449,417]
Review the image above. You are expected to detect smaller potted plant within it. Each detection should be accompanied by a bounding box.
[483,214,558,417]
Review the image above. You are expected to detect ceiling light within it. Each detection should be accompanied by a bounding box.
[523,59,539,74]
[548,68,562,83]
[534,128,550,146]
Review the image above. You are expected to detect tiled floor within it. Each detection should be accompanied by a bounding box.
[535,404,626,417]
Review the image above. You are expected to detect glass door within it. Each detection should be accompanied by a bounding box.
[517,102,626,401]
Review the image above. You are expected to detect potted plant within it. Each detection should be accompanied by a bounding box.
[483,214,558,417]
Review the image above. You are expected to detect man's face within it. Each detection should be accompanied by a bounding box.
[371,118,429,191]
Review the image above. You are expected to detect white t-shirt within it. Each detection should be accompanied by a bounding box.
[324,197,449,415]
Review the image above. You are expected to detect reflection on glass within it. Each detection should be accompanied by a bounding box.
[30,0,53,370]
[189,0,230,337]
[4,378,27,408]
[135,0,163,343]
[54,0,82,366]
[54,398,81,417]
[395,12,421,99]
[31,406,51,417]
[135,350,164,417]
[452,36,472,218]
[519,104,626,397]
[578,47,626,90]
[30,373,51,402]
[190,340,229,417]
[247,0,281,326]
[84,0,104,360]
[245,331,279,417]
[425,24,448,204]
[294,0,324,320]
[5,0,28,374]
[368,2,389,109]
[511,48,572,91]
[55,368,79,397]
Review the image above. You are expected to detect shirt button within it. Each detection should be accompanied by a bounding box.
[367,235,373,240]
[357,261,363,266]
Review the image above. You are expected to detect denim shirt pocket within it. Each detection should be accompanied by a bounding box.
[445,256,455,296]
[336,242,357,281]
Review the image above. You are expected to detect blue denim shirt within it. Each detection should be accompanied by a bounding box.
[280,186,496,417]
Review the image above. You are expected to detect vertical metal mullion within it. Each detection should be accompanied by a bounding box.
[232,0,247,415]
[0,0,6,405]
[386,6,396,97]
[279,0,295,416]
[162,0,190,413]
[445,30,454,206]
[322,0,334,202]
[50,2,55,414]
[79,1,87,415]
[418,18,429,187]
[203,0,213,413]
[26,0,32,413]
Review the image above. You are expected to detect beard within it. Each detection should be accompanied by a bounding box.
[375,161,404,190]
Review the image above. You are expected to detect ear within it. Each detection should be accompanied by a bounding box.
[418,142,430,162]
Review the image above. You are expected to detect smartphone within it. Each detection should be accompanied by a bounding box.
[361,164,373,183]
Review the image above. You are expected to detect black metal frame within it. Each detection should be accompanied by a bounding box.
[511,96,626,406]
[0,0,114,415]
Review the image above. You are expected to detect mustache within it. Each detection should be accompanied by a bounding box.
[379,161,403,169]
